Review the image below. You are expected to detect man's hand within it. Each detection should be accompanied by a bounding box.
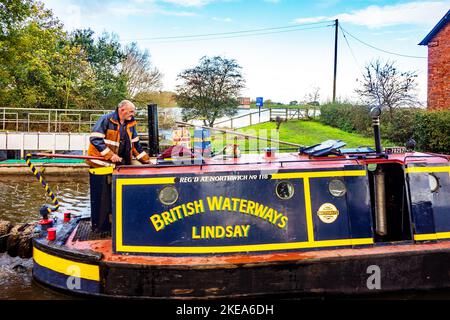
[110,154,123,163]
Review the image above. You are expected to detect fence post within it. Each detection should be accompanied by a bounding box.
[53,133,56,154]
[20,132,24,159]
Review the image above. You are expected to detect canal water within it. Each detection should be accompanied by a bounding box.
[0,175,449,300]
[0,175,89,299]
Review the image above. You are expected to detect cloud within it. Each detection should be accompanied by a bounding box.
[161,0,214,7]
[263,0,281,3]
[294,1,450,28]
[42,0,198,33]
[212,17,233,22]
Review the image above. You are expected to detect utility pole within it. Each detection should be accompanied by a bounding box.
[332,19,338,103]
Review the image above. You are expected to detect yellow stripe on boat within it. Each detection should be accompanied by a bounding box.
[89,166,114,175]
[414,232,450,241]
[115,238,374,254]
[33,247,99,282]
[406,166,450,174]
[271,170,366,180]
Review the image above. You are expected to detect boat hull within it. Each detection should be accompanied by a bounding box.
[32,237,450,299]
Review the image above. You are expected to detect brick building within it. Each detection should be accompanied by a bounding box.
[419,10,449,110]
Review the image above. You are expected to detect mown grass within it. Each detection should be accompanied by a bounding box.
[208,120,394,153]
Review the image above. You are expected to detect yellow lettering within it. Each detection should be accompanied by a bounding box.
[149,214,165,231]
[231,198,240,211]
[272,211,283,224]
[207,196,223,211]
[170,206,182,221]
[161,211,173,225]
[239,199,248,213]
[254,203,269,218]
[194,200,204,214]
[205,226,215,238]
[246,200,256,215]
[192,226,201,239]
[233,225,243,237]
[215,226,225,238]
[222,197,231,211]
[186,202,195,216]
[263,208,274,222]
[242,225,250,237]
[278,216,288,229]
[226,225,234,237]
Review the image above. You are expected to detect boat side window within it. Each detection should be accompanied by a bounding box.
[159,186,179,205]
[328,179,347,197]
[275,181,295,200]
[428,174,440,193]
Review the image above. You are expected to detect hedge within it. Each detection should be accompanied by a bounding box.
[319,103,450,154]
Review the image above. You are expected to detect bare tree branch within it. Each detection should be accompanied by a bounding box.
[355,59,419,117]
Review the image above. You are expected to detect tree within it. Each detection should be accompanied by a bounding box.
[304,86,320,105]
[0,0,33,35]
[302,87,320,119]
[70,29,127,109]
[175,56,245,127]
[355,59,419,116]
[133,91,177,108]
[0,0,74,108]
[122,42,162,98]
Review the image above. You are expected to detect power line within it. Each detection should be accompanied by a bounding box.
[122,20,334,42]
[140,24,333,44]
[340,26,427,59]
[339,25,362,72]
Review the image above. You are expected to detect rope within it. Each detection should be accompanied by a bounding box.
[24,153,60,214]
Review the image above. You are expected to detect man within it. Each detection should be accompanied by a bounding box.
[87,100,151,167]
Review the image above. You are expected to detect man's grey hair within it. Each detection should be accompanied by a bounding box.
[117,100,135,110]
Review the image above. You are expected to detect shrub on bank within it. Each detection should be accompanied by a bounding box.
[319,103,372,134]
[319,103,450,154]
[412,111,450,154]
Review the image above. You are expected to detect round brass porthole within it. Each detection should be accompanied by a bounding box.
[159,186,179,205]
[328,179,347,197]
[276,181,295,200]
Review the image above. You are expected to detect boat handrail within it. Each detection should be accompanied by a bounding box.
[403,154,450,164]
[115,156,366,172]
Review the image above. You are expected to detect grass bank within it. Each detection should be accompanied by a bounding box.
[209,120,394,152]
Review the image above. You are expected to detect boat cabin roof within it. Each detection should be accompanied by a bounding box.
[114,151,449,176]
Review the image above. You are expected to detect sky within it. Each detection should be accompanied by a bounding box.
[42,0,450,104]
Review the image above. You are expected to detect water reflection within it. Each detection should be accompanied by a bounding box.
[0,176,90,224]
[0,176,89,299]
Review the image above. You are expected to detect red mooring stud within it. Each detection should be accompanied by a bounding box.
[64,212,71,222]
[47,228,56,241]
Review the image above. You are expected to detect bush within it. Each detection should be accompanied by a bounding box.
[380,108,421,144]
[413,111,450,154]
[319,103,371,134]
[319,103,450,154]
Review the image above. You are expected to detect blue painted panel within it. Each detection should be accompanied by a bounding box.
[310,178,350,241]
[431,171,450,233]
[114,171,307,249]
[346,175,373,240]
[408,171,437,235]
[33,262,100,294]
[407,165,450,235]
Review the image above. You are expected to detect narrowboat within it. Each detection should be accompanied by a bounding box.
[30,106,450,299]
